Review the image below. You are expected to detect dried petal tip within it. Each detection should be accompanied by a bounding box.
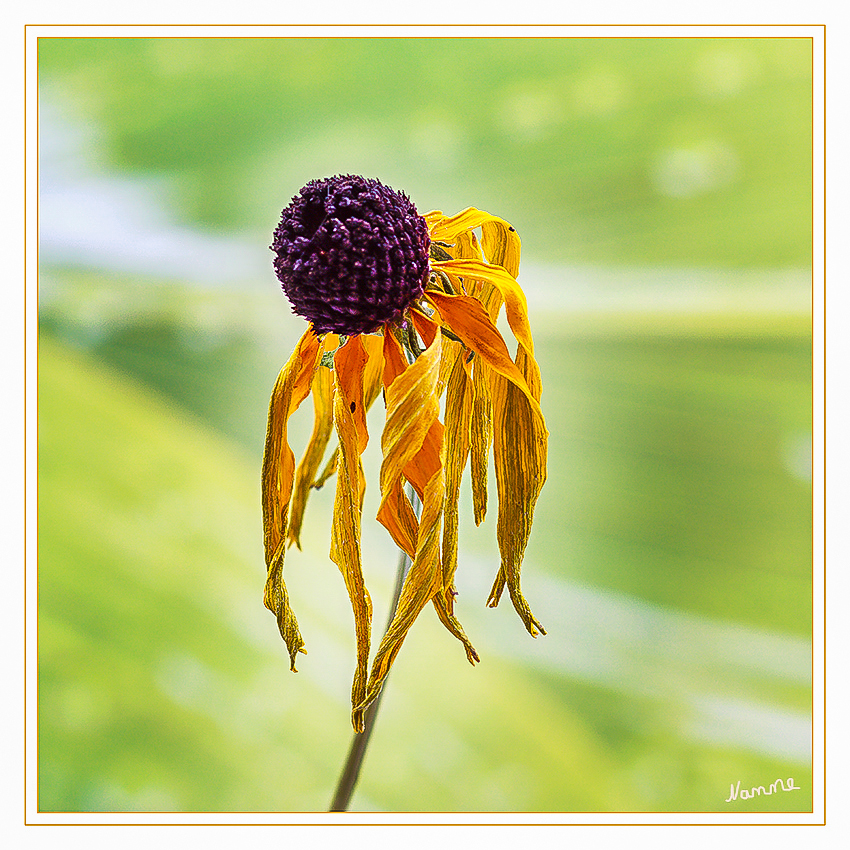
[271,174,430,336]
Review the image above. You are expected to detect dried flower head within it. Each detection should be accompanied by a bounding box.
[271,175,431,335]
[263,175,548,731]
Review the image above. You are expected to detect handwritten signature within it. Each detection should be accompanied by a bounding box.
[726,777,801,802]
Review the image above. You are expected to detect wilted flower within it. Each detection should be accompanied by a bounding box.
[263,174,548,731]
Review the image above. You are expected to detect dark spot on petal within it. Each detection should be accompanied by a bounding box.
[350,401,356,413]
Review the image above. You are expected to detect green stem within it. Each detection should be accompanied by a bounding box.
[328,540,413,812]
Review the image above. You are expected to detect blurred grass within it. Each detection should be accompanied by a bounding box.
[527,323,812,635]
[38,36,812,267]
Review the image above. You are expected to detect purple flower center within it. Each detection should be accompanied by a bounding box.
[271,175,431,336]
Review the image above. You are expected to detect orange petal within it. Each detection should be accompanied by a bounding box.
[376,477,418,560]
[410,308,439,349]
[404,419,444,502]
[361,333,385,409]
[382,325,408,390]
[334,335,369,454]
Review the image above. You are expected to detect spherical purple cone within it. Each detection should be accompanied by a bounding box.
[271,175,431,336]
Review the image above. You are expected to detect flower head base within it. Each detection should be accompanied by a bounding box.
[271,175,431,336]
[263,176,548,731]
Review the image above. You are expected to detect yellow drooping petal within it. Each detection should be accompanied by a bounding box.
[360,456,446,715]
[261,328,323,670]
[470,355,493,526]
[288,363,334,549]
[440,254,500,528]
[441,344,472,593]
[330,336,373,732]
[433,341,480,666]
[427,288,548,634]
[487,344,548,638]
[447,235,545,635]
[308,333,385,495]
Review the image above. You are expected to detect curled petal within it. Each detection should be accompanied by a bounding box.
[422,209,445,229]
[404,418,444,503]
[261,328,323,669]
[434,342,480,666]
[432,592,479,666]
[363,329,445,714]
[309,334,385,494]
[487,345,548,638]
[288,364,334,549]
[427,207,515,245]
[330,336,373,731]
[425,291,541,416]
[360,463,446,714]
[376,329,441,553]
[441,343,472,592]
[453,229,483,262]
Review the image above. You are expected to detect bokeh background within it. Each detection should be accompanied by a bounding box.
[37,36,813,813]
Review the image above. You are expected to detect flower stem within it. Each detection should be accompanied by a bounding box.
[328,541,412,812]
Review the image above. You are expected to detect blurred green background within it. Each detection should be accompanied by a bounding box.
[37,36,813,813]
